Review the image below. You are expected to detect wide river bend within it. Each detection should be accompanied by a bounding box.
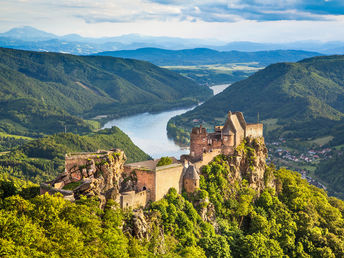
[102,84,229,159]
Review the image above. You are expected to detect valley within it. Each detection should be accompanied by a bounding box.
[2,2,344,256]
[0,47,211,137]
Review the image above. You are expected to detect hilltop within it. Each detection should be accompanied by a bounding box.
[0,47,211,136]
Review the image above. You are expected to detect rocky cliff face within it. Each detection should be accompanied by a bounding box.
[228,137,269,193]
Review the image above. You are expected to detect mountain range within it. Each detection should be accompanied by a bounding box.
[0,47,211,136]
[96,48,322,66]
[1,26,344,55]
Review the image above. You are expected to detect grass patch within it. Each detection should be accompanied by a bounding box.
[62,181,82,190]
[334,144,344,150]
[84,119,101,131]
[310,135,334,146]
[0,132,33,140]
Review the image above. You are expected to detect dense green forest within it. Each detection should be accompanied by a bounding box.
[96,48,321,66]
[0,127,150,184]
[1,140,343,257]
[0,47,211,136]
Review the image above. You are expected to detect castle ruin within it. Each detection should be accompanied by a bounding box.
[40,111,263,209]
[190,111,263,162]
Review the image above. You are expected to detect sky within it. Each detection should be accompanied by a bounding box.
[1,0,344,42]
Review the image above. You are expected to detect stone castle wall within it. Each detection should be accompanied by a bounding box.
[155,163,184,201]
[193,149,221,170]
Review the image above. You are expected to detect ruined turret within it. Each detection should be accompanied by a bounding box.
[183,165,200,193]
[190,125,208,162]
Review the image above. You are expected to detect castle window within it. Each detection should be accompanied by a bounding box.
[143,186,146,190]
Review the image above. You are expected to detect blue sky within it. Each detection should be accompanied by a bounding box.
[1,0,344,42]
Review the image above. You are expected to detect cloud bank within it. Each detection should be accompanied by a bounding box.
[6,0,343,24]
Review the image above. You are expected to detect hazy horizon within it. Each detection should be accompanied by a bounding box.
[1,1,344,43]
[2,25,344,45]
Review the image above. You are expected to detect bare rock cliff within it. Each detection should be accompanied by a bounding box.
[228,137,269,193]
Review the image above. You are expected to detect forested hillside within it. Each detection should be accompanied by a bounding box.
[0,47,211,136]
[169,55,344,139]
[1,139,343,257]
[0,127,150,184]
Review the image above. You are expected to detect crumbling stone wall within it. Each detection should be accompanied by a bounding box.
[190,125,208,161]
[133,169,156,202]
[189,111,263,162]
[120,190,147,209]
[246,124,263,138]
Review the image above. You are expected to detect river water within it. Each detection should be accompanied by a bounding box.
[102,84,230,159]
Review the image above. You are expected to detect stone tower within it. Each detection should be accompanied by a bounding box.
[190,125,208,161]
[183,165,200,193]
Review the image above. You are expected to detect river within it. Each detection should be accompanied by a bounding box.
[102,84,230,159]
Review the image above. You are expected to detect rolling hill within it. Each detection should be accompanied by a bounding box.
[169,55,344,140]
[96,47,322,66]
[0,47,211,136]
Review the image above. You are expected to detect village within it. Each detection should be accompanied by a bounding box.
[265,137,344,190]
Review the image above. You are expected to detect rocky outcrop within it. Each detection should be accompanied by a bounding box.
[132,210,149,239]
[124,210,166,253]
[199,202,216,223]
[228,137,269,193]
[40,149,127,208]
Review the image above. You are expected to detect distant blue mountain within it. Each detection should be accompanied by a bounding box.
[95,47,323,66]
[0,26,343,55]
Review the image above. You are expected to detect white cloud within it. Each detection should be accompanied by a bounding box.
[1,0,344,42]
